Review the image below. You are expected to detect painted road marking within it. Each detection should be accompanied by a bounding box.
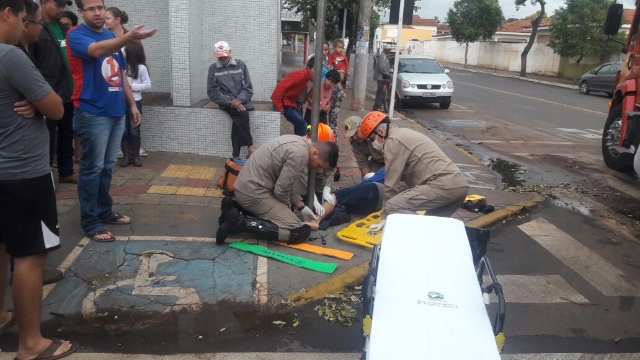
[43,238,257,322]
[455,80,609,116]
[456,164,496,189]
[82,250,202,318]
[33,353,640,359]
[502,354,640,360]
[484,275,589,304]
[557,128,602,139]
[437,119,486,127]
[518,218,640,297]
[256,240,269,306]
[469,140,574,145]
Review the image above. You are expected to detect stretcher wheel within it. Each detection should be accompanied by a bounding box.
[362,272,376,317]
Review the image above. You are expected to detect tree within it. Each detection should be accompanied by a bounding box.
[447,0,504,67]
[525,10,549,21]
[515,0,546,77]
[284,0,391,56]
[548,0,625,65]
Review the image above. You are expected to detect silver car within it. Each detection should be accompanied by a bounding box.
[393,55,453,109]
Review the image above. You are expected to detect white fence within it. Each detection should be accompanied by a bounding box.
[406,40,561,76]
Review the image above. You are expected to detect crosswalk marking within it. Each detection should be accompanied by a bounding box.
[502,354,640,359]
[38,352,640,359]
[484,275,588,304]
[518,218,640,297]
[557,128,602,139]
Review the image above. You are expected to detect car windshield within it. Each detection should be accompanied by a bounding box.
[398,58,443,74]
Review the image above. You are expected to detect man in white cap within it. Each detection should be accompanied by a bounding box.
[207,41,256,159]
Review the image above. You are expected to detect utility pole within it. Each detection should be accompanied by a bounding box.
[388,0,404,119]
[351,0,373,111]
[306,0,327,207]
[342,8,347,39]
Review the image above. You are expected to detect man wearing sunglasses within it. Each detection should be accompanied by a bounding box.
[67,0,156,242]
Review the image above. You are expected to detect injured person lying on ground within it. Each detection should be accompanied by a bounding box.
[216,135,339,245]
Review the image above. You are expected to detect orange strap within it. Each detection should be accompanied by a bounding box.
[274,242,354,260]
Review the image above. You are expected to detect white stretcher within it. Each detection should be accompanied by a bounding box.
[361,214,505,360]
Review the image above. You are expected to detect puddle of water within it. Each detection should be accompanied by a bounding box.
[489,158,525,188]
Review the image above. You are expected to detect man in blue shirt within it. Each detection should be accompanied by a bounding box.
[67,0,155,242]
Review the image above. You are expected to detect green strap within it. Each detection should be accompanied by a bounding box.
[230,242,338,274]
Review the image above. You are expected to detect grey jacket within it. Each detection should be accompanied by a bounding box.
[373,52,391,81]
[207,57,254,109]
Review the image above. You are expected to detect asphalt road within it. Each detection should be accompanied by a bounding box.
[396,65,640,356]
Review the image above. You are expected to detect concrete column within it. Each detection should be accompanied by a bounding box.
[169,0,191,106]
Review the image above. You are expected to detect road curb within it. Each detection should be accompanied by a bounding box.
[445,64,578,90]
[466,193,547,228]
[287,261,370,305]
[288,195,546,306]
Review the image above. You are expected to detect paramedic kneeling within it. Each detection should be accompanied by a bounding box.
[355,111,469,232]
[216,135,339,245]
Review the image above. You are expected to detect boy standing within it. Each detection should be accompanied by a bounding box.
[271,57,315,136]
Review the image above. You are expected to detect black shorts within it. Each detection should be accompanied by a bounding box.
[0,173,60,257]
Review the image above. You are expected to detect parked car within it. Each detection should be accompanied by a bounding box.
[579,62,620,97]
[393,55,453,109]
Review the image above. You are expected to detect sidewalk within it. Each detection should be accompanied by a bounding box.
[1,51,544,355]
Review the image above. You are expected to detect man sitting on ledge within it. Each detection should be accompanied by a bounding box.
[216,135,339,245]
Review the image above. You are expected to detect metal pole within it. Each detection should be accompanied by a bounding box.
[306,0,326,207]
[388,0,404,119]
[351,0,373,111]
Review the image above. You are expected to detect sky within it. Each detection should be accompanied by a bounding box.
[383,0,637,23]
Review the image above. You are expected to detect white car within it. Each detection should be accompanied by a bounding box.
[393,55,454,109]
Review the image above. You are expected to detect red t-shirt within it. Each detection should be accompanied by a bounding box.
[328,52,349,72]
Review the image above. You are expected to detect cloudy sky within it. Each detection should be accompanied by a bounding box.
[384,0,636,22]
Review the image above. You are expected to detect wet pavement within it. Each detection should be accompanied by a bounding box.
[0,50,545,356]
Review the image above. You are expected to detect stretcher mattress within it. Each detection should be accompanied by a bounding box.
[365,214,500,360]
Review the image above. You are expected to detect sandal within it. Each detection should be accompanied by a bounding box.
[88,229,116,242]
[14,337,79,360]
[0,310,16,335]
[104,213,131,225]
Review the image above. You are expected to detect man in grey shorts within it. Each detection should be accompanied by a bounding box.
[0,1,77,358]
[216,135,339,245]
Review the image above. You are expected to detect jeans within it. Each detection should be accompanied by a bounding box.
[73,109,125,235]
[122,100,142,143]
[283,106,307,136]
[335,182,382,215]
[46,101,75,177]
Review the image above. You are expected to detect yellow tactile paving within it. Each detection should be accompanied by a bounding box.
[175,187,207,196]
[204,188,225,197]
[161,165,217,179]
[147,185,179,194]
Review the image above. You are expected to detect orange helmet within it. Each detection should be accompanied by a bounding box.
[359,111,389,139]
[307,123,336,142]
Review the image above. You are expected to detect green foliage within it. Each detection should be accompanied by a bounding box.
[448,0,504,45]
[525,10,549,20]
[284,0,391,40]
[548,0,625,63]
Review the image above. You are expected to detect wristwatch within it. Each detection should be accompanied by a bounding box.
[297,204,306,211]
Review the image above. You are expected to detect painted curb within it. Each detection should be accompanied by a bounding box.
[466,193,547,228]
[288,193,546,306]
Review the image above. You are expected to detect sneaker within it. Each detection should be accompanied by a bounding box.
[117,149,123,159]
[139,148,148,157]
